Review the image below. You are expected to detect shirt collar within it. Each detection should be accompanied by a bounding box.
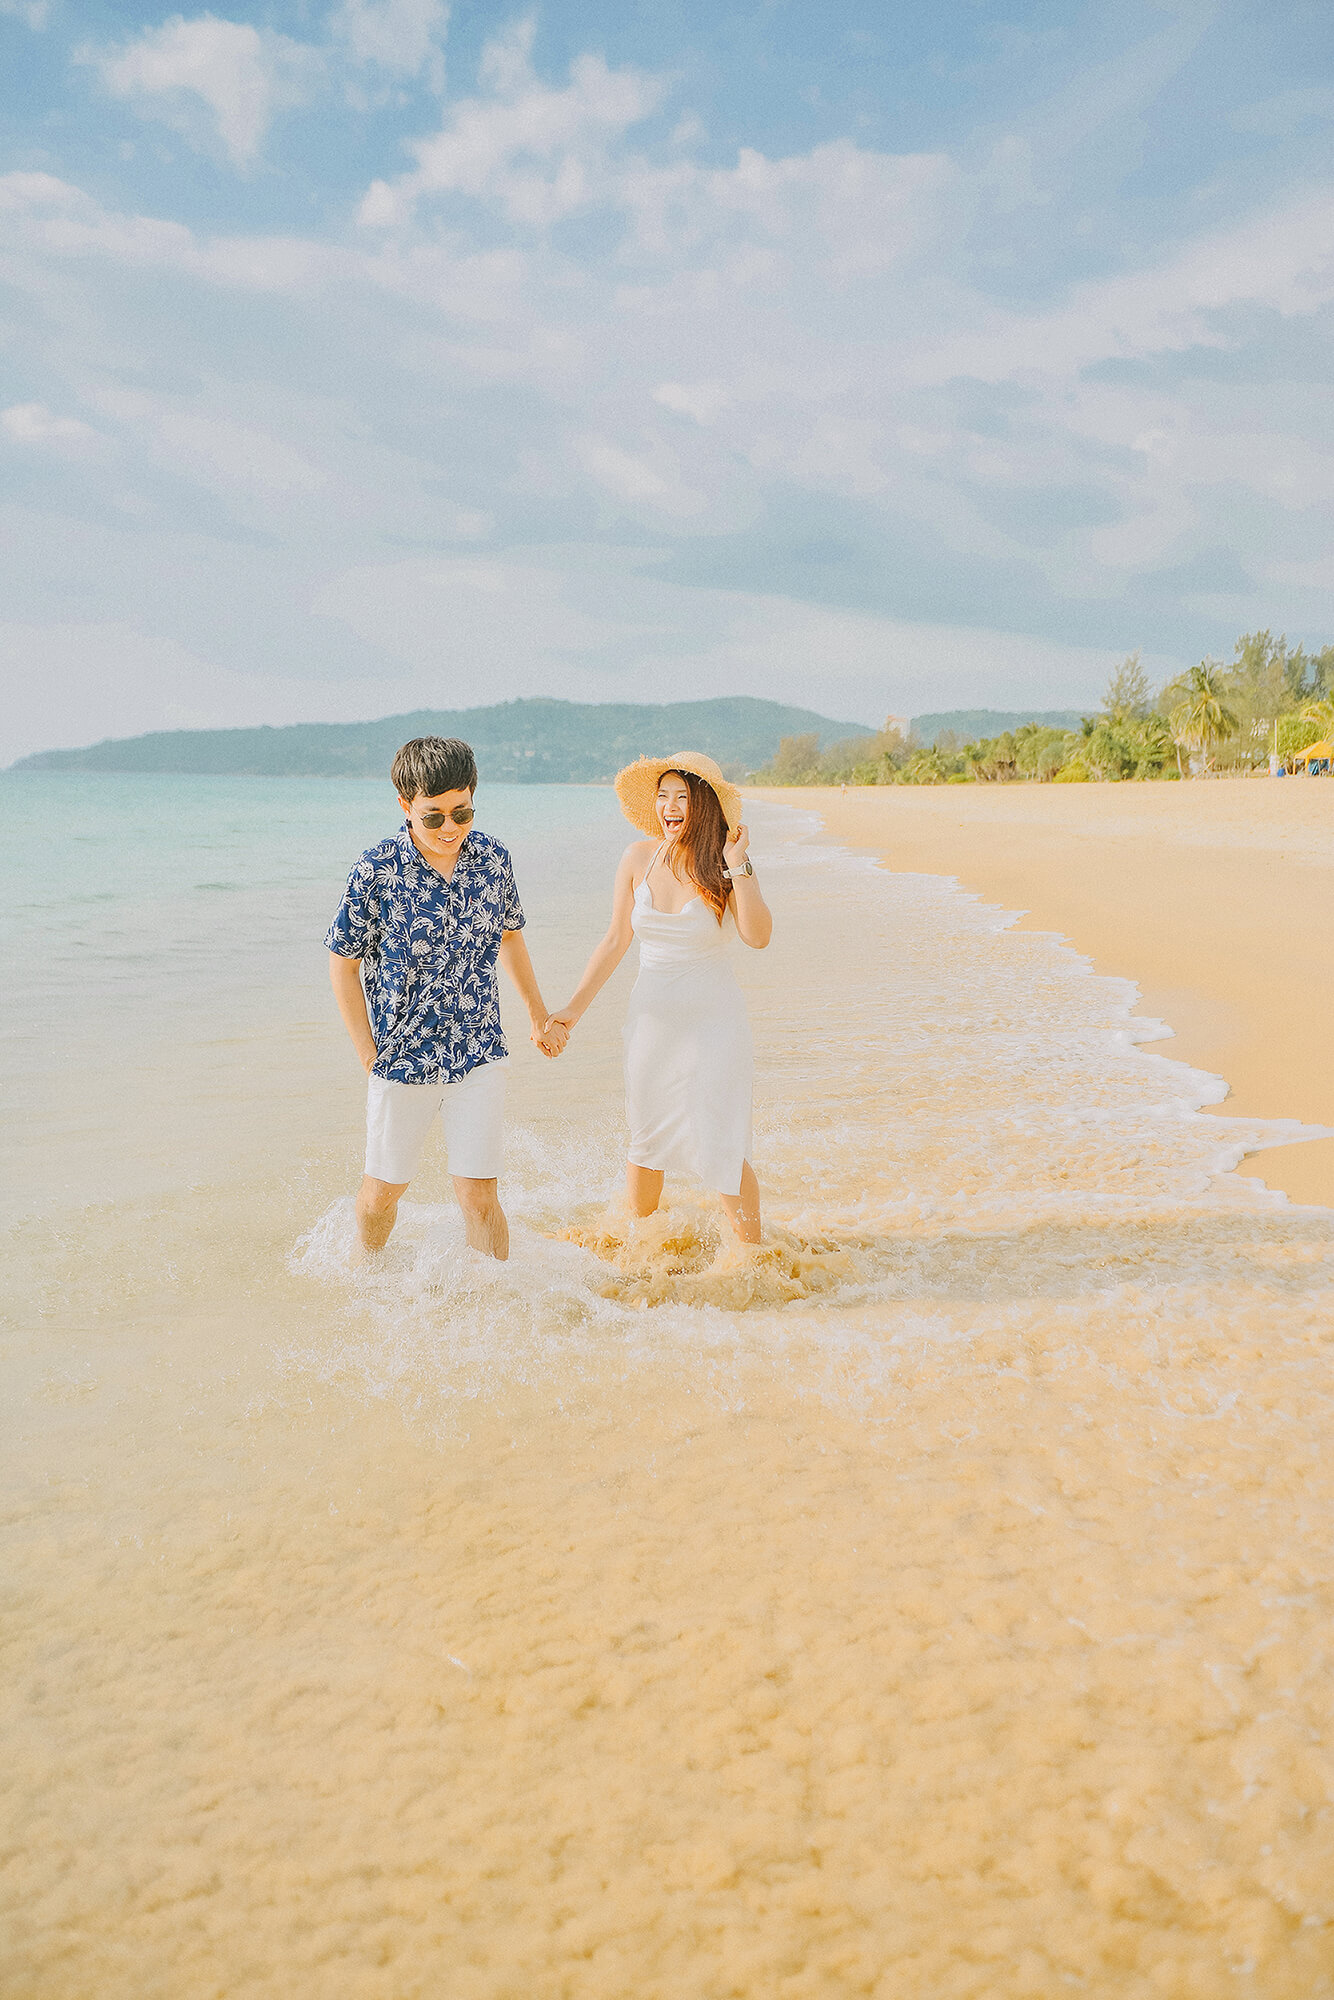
[398,821,474,881]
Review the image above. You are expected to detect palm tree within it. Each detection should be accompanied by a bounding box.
[1168,662,1239,775]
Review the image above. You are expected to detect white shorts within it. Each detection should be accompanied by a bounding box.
[364,1061,507,1186]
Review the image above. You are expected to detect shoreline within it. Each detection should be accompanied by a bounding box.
[749,781,1334,1209]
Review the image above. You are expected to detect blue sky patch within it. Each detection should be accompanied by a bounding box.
[2,0,1333,758]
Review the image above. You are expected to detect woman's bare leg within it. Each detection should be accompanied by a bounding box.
[626,1164,665,1217]
[719,1160,762,1245]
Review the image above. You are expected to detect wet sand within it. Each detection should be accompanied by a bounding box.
[751,780,1334,1209]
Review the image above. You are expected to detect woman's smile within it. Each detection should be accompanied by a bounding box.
[657,779,689,837]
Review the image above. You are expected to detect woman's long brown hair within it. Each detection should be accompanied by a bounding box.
[663,770,730,923]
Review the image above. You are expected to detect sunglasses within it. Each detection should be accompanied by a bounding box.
[417,806,475,829]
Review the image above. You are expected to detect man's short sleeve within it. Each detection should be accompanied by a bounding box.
[500,850,525,932]
[325,857,377,959]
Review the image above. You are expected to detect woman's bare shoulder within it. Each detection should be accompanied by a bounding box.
[615,836,656,887]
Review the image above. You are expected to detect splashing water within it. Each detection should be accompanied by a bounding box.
[560,1201,860,1310]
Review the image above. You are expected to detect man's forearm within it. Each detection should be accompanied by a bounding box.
[498,930,549,1024]
[329,954,377,1070]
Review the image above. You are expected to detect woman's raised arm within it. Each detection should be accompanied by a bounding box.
[723,824,773,948]
[546,842,645,1035]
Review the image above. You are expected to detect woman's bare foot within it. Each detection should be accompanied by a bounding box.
[626,1163,665,1218]
[719,1161,762,1245]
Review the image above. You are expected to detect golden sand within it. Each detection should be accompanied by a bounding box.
[752,780,1334,1210]
[6,805,1334,1998]
[8,1236,1334,2000]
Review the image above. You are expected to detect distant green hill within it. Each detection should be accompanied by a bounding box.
[911,708,1088,745]
[11,696,872,782]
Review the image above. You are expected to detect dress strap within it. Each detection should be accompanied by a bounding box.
[642,839,668,887]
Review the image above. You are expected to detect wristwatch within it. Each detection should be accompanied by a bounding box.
[724,860,754,879]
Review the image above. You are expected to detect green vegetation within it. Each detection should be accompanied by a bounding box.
[911,708,1087,745]
[1165,662,1238,775]
[1279,702,1334,759]
[752,633,1334,787]
[10,696,872,782]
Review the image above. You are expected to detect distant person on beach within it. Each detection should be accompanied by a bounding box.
[325,736,565,1261]
[548,754,772,1243]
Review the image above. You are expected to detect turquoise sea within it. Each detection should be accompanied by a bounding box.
[2,773,634,1217]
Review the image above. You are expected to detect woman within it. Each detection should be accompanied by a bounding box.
[548,753,773,1243]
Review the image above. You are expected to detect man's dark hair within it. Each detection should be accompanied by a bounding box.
[391,736,478,800]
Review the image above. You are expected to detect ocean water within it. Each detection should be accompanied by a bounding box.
[5,773,1334,1998]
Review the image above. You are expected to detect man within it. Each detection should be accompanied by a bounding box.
[326,735,565,1260]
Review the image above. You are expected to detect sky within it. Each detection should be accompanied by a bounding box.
[2,0,1333,760]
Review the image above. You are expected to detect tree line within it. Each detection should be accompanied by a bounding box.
[753,632,1334,786]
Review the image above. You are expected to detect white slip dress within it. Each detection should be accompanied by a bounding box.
[623,845,754,1197]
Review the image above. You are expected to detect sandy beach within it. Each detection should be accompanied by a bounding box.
[752,780,1334,1211]
[7,779,1334,1998]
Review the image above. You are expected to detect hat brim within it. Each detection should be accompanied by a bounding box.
[613,754,743,839]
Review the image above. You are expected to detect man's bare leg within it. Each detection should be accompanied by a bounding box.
[719,1160,762,1245]
[626,1164,665,1219]
[453,1177,509,1261]
[357,1175,409,1252]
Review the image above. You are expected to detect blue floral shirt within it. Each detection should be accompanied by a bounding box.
[325,826,525,1085]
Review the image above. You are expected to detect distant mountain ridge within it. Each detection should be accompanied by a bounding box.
[11,696,873,782]
[911,708,1088,745]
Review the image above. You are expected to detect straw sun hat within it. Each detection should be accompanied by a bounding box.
[613,752,743,840]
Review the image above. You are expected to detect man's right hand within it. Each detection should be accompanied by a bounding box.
[535,1014,571,1057]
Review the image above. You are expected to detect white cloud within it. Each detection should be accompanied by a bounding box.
[154,412,326,495]
[653,381,733,425]
[978,134,1050,215]
[621,141,956,277]
[907,187,1334,387]
[10,141,1331,639]
[0,0,50,28]
[359,17,660,227]
[1267,554,1334,592]
[1232,86,1334,137]
[576,436,704,515]
[0,172,345,291]
[312,549,1124,723]
[2,402,97,447]
[89,15,317,167]
[1072,383,1334,513]
[331,0,447,83]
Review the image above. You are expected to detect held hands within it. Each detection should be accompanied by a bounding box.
[531,1011,572,1058]
[723,823,750,873]
[531,1007,577,1058]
